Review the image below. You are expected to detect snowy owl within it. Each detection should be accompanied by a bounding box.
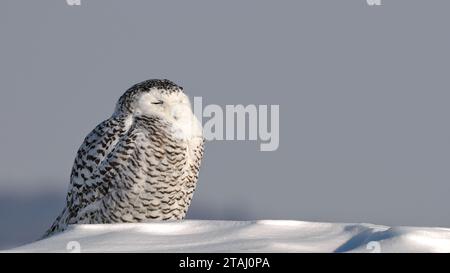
[44,79,204,237]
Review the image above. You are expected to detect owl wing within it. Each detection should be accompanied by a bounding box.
[67,117,130,215]
[71,118,165,223]
[44,117,129,235]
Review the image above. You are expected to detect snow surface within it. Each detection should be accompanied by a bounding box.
[5,220,450,253]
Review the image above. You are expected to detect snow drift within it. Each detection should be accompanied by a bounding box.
[5,220,450,253]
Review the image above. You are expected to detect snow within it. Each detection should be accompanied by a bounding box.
[4,220,450,253]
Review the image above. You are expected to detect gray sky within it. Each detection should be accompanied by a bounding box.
[1,0,450,249]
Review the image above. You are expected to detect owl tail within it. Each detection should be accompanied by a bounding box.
[41,207,70,239]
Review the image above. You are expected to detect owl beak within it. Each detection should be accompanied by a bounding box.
[171,104,190,121]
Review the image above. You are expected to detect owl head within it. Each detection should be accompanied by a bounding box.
[114,79,202,139]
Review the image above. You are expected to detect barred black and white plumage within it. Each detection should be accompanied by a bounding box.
[44,79,204,237]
